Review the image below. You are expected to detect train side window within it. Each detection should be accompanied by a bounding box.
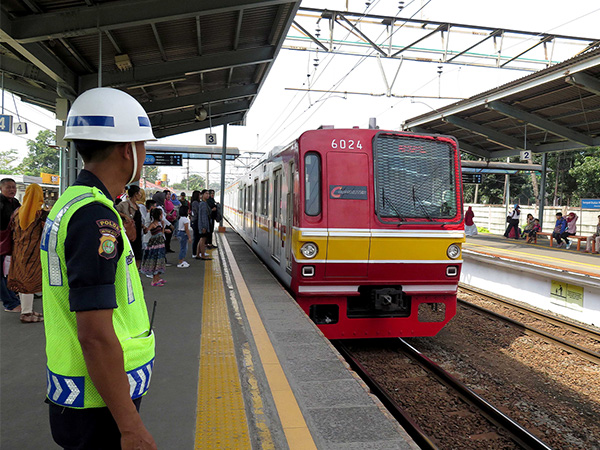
[261,180,269,215]
[305,153,321,216]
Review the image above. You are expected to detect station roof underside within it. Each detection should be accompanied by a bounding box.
[0,0,301,138]
[402,45,600,160]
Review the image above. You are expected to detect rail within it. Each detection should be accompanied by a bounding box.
[458,285,600,365]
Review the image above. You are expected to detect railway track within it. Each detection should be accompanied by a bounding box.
[335,340,552,450]
[458,285,600,365]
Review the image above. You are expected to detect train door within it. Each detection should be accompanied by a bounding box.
[253,180,258,242]
[271,169,282,261]
[285,162,295,270]
[326,152,370,278]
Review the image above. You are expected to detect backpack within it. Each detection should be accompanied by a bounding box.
[213,203,223,222]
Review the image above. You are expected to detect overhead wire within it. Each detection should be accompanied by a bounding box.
[258,0,388,150]
[262,0,434,148]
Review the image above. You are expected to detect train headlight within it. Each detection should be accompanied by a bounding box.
[447,244,461,260]
[300,242,319,259]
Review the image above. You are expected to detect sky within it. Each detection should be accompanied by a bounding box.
[2,0,600,185]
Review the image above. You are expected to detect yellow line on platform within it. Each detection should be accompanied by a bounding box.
[195,254,251,449]
[221,235,317,450]
[465,243,600,270]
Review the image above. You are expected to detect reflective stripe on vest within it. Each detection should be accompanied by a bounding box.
[42,185,154,409]
[47,359,154,408]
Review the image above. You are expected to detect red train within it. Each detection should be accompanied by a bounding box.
[224,127,465,339]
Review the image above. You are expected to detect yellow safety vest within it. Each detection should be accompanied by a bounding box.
[41,185,155,408]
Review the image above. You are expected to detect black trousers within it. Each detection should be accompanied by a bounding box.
[191,221,200,255]
[48,397,142,450]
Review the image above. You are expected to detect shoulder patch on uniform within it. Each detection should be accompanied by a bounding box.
[96,219,120,238]
[99,233,118,260]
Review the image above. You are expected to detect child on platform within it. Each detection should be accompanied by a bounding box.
[177,205,192,268]
[141,207,170,286]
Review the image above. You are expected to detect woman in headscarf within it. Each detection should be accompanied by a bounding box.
[464,206,477,236]
[116,185,144,268]
[7,183,48,323]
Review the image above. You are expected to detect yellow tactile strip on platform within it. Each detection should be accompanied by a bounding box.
[221,235,317,450]
[195,255,251,449]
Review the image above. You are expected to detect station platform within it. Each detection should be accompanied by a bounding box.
[1,230,417,449]
[461,233,600,327]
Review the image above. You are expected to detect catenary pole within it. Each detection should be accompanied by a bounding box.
[219,123,227,229]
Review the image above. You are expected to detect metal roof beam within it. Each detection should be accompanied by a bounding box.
[337,13,386,57]
[150,24,167,61]
[9,0,293,43]
[292,20,328,52]
[80,46,276,91]
[150,100,251,127]
[2,77,57,107]
[392,24,448,57]
[487,101,595,146]
[0,56,57,87]
[445,115,530,150]
[143,84,258,114]
[447,29,502,63]
[458,141,491,159]
[535,139,600,153]
[0,9,77,93]
[565,72,600,96]
[402,52,600,129]
[153,112,245,138]
[500,35,553,68]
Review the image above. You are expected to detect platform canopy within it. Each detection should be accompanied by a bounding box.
[0,0,301,138]
[402,45,600,159]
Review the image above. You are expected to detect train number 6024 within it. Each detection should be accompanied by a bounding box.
[331,139,363,150]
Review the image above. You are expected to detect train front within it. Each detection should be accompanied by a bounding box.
[291,129,465,339]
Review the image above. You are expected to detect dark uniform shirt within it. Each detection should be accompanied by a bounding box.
[65,170,124,312]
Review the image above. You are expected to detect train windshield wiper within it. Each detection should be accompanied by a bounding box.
[412,186,433,221]
[382,188,404,222]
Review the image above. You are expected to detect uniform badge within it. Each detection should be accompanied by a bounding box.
[99,233,117,260]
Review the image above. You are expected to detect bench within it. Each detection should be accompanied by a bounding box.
[532,232,593,252]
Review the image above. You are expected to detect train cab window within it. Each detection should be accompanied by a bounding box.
[304,153,321,216]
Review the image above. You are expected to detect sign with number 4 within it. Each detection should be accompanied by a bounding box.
[0,114,13,133]
[14,122,28,135]
[206,133,217,145]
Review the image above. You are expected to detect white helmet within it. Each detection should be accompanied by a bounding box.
[64,87,156,142]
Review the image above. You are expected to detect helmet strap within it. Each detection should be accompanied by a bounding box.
[127,141,138,185]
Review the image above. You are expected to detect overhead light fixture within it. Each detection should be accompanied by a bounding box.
[115,54,132,71]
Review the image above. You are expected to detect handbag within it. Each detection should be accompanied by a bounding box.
[123,218,137,242]
[506,215,511,223]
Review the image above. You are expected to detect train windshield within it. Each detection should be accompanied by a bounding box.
[373,133,458,223]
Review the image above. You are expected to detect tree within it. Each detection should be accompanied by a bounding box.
[0,149,22,175]
[172,174,206,191]
[18,130,59,176]
[142,166,160,183]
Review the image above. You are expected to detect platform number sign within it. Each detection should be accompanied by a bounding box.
[13,122,28,135]
[206,133,217,145]
[0,115,13,133]
[520,150,532,161]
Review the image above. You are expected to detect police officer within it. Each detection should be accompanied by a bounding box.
[42,88,157,449]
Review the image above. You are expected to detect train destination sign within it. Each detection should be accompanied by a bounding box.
[144,154,182,166]
[329,185,368,200]
[462,174,483,184]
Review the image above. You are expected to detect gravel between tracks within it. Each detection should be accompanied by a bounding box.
[348,295,600,449]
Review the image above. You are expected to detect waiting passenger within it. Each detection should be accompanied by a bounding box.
[503,204,521,239]
[7,183,47,323]
[552,212,568,248]
[526,219,541,243]
[563,212,578,250]
[584,214,600,254]
[521,213,534,238]
[141,207,169,286]
[464,206,478,236]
